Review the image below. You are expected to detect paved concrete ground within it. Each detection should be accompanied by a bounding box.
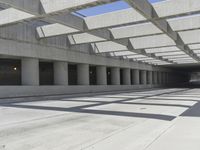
[0,88,200,150]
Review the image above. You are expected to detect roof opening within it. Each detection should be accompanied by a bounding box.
[73,1,130,18]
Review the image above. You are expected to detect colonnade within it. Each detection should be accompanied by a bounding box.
[21,58,170,86]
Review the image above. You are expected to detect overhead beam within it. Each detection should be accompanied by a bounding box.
[0,0,117,27]
[0,0,42,15]
[0,0,172,64]
[124,0,200,61]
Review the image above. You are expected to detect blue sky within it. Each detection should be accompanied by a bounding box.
[74,0,165,17]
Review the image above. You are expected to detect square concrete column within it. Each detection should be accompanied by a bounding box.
[148,71,153,84]
[162,72,166,84]
[111,67,120,85]
[160,72,163,84]
[54,61,68,85]
[21,58,39,85]
[77,63,89,85]
[141,70,147,85]
[153,71,158,84]
[158,72,161,84]
[132,69,140,85]
[96,66,107,85]
[159,72,163,84]
[122,68,131,85]
[166,72,169,84]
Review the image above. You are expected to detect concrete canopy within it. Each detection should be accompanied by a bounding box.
[0,0,200,66]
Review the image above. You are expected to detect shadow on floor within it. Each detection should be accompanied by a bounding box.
[0,88,193,122]
[181,102,200,117]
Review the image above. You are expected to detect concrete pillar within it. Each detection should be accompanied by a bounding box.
[158,72,162,84]
[132,69,139,85]
[54,61,68,85]
[162,72,165,84]
[96,66,107,85]
[153,71,158,84]
[163,72,166,84]
[166,72,169,84]
[111,67,120,85]
[77,63,89,85]
[21,58,39,85]
[160,72,163,84]
[141,70,147,85]
[148,71,153,84]
[122,68,131,85]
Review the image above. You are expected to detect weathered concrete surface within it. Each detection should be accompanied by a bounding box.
[0,88,199,150]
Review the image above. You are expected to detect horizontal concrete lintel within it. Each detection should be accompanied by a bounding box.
[0,38,170,71]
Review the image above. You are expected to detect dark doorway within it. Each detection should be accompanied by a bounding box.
[39,62,54,85]
[68,64,77,85]
[89,66,97,85]
[107,67,111,85]
[0,59,21,85]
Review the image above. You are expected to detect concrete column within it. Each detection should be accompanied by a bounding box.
[141,70,147,85]
[158,72,161,84]
[148,71,153,84]
[96,66,107,85]
[111,67,120,85]
[21,58,39,85]
[159,72,163,84]
[54,61,68,85]
[77,63,89,85]
[153,71,158,84]
[132,69,140,85]
[166,72,169,84]
[122,68,131,85]
[163,72,166,84]
[161,72,165,84]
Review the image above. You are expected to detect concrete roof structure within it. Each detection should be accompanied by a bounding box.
[0,0,200,66]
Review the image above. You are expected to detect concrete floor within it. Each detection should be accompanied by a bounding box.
[0,88,200,150]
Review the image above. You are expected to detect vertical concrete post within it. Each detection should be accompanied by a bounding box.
[166,72,169,84]
[54,61,68,85]
[21,58,39,85]
[77,63,89,85]
[111,67,120,85]
[159,72,163,84]
[141,70,147,85]
[158,72,162,84]
[163,72,166,85]
[122,68,131,85]
[132,69,140,85]
[162,72,165,84]
[96,66,107,85]
[153,71,158,84]
[148,71,153,85]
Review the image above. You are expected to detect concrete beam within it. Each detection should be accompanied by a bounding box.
[0,0,117,26]
[0,37,169,71]
[124,0,200,61]
[0,0,42,15]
